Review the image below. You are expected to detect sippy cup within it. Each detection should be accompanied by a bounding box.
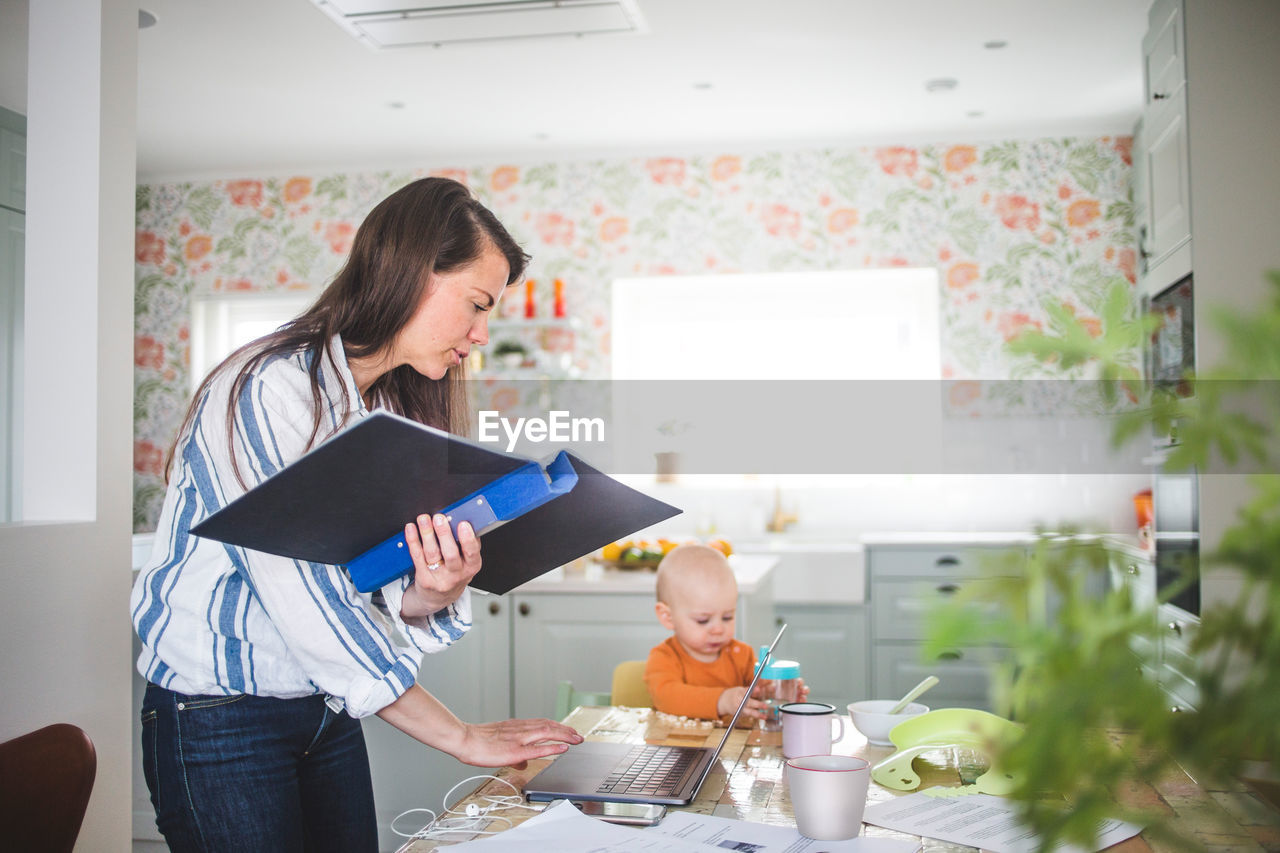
[755,645,801,732]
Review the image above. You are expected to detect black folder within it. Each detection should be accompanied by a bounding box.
[190,411,681,595]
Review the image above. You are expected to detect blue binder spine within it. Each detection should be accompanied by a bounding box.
[345,451,579,593]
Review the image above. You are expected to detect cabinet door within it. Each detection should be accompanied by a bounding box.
[1157,604,1199,712]
[416,592,512,720]
[772,606,868,708]
[1143,0,1185,108]
[511,594,669,719]
[1141,90,1192,274]
[1107,550,1160,672]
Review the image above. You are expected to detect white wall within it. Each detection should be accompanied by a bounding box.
[0,0,136,849]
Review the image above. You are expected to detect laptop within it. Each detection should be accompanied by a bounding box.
[524,623,788,807]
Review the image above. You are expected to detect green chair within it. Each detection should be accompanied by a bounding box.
[554,660,654,720]
[553,681,612,721]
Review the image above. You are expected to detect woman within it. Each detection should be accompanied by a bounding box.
[130,177,582,852]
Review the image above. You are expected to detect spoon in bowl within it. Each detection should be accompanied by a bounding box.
[888,675,939,715]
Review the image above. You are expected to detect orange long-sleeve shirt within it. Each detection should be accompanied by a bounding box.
[644,637,757,720]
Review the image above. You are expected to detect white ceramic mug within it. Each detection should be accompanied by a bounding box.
[779,701,846,759]
[785,754,871,840]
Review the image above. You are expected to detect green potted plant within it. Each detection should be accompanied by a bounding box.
[493,339,528,369]
[926,273,1280,851]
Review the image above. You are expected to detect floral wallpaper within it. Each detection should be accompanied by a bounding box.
[134,136,1135,530]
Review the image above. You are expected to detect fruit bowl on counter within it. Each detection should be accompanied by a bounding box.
[595,538,733,570]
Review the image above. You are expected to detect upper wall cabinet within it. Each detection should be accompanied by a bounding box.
[1136,0,1192,297]
[1143,0,1186,108]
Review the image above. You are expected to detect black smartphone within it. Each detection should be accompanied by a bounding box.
[571,800,667,826]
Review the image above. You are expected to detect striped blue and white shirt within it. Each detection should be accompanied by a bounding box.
[130,334,471,718]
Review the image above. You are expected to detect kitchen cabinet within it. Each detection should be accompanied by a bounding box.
[1107,548,1200,713]
[509,592,671,719]
[1136,0,1191,293]
[771,604,868,709]
[865,542,1024,712]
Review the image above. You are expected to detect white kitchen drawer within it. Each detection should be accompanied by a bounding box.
[868,546,1024,580]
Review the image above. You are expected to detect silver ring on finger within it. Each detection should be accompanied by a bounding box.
[426,561,444,571]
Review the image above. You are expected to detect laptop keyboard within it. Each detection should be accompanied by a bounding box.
[596,745,698,797]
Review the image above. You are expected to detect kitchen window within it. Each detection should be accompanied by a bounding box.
[609,268,941,487]
[189,293,315,391]
[610,268,940,381]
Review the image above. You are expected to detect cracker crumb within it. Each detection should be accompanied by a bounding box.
[654,710,714,728]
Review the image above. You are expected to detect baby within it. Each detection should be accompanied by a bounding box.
[644,543,804,721]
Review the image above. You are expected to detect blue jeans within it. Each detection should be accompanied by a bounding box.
[140,683,378,853]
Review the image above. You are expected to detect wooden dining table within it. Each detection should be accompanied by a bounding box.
[395,705,1279,852]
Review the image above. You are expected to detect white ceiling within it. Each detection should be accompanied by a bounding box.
[5,0,1153,183]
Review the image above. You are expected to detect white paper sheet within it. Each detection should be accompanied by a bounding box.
[862,792,1144,853]
[648,810,923,853]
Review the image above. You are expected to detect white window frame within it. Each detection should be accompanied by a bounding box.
[189,292,316,392]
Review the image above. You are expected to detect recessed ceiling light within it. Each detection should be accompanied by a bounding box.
[984,40,1008,49]
[967,110,985,118]
[138,9,158,29]
[924,78,958,93]
[388,101,406,110]
[692,82,713,90]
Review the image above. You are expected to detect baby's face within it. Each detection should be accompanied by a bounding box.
[666,575,739,663]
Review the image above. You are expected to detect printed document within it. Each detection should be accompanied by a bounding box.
[649,810,923,853]
[862,792,1143,853]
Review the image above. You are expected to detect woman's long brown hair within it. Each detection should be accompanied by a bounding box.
[165,177,530,487]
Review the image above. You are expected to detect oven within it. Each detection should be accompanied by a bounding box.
[1146,275,1199,616]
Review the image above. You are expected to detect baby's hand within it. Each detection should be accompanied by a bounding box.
[718,686,769,719]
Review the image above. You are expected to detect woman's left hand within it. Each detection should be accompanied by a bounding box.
[400,513,482,619]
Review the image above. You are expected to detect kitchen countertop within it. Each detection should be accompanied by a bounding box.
[508,553,777,596]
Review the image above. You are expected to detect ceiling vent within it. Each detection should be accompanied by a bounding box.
[309,0,647,49]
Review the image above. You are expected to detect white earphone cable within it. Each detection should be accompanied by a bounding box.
[391,774,545,841]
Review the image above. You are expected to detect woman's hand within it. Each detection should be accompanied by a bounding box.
[400,513,481,620]
[452,718,585,769]
[378,686,582,768]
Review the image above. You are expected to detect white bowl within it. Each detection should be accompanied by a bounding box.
[847,700,929,746]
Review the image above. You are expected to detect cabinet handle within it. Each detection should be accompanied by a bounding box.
[937,650,963,661]
[936,556,960,568]
[1153,91,1170,100]
[1168,621,1182,637]
[489,601,501,616]
[936,583,960,595]
[519,602,531,617]
[1138,225,1152,261]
